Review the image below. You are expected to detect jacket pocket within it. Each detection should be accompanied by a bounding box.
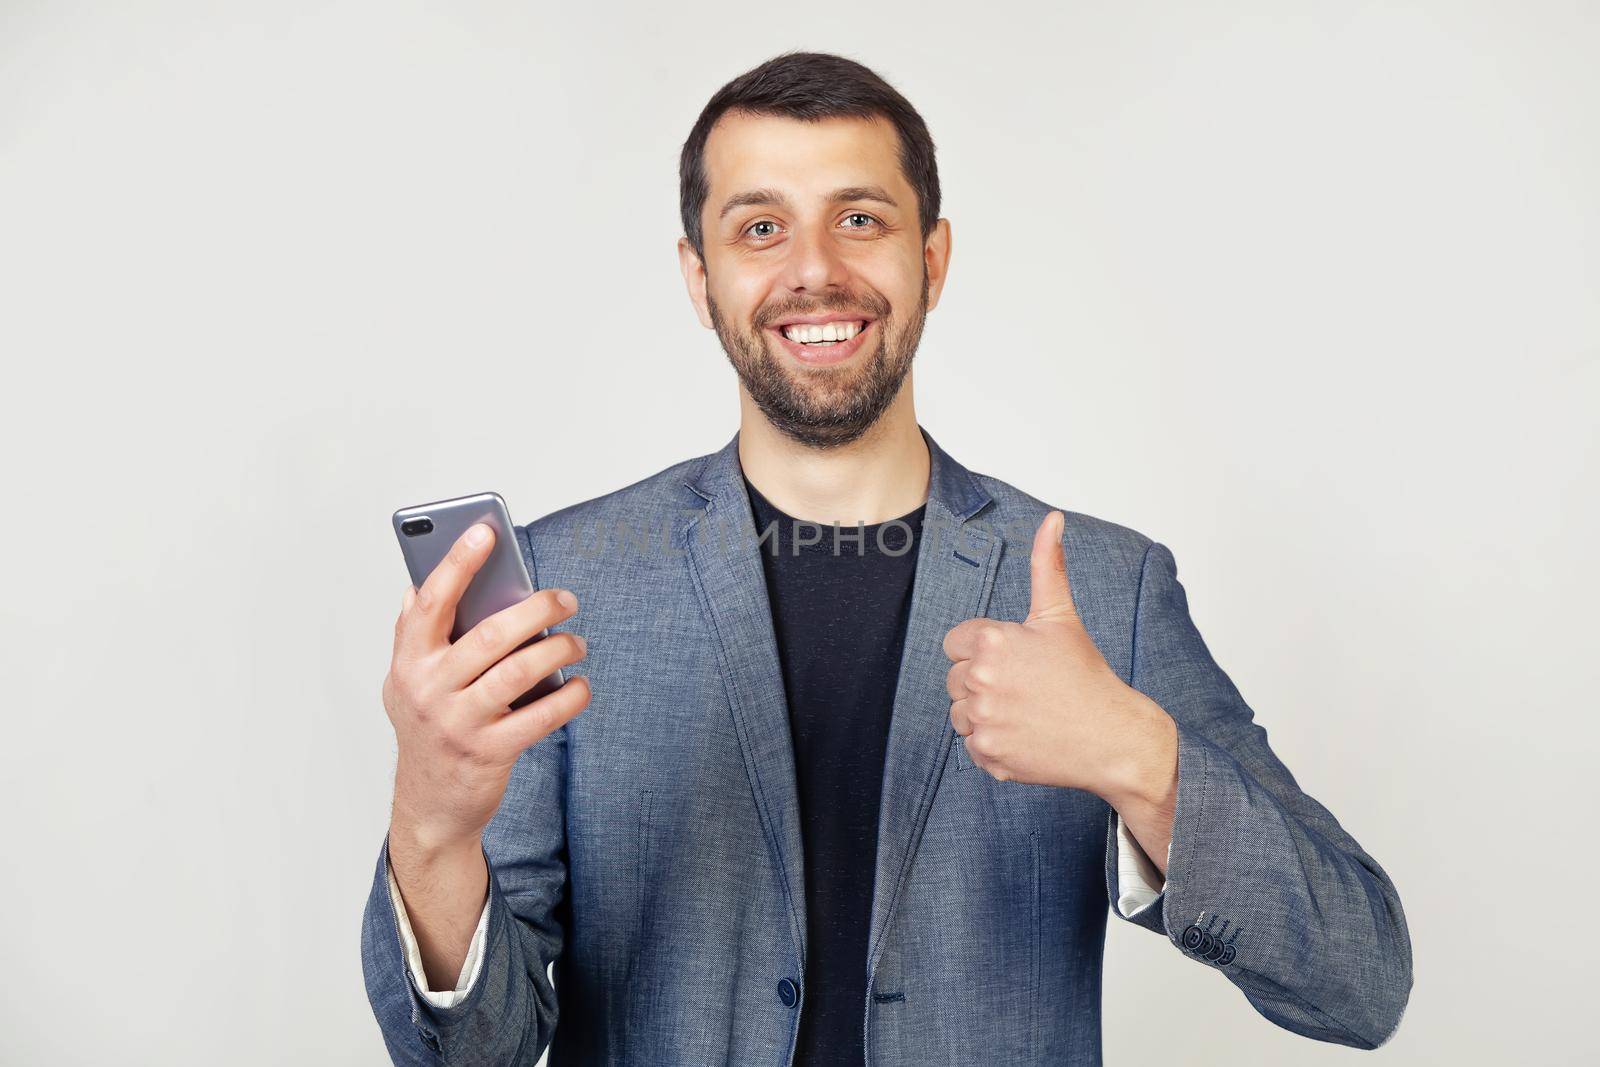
[951,730,972,770]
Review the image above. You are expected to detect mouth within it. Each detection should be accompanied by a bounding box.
[766,318,876,366]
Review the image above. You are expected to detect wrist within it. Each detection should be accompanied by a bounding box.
[1098,692,1179,812]
[388,811,483,865]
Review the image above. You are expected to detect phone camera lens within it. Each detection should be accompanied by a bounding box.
[402,518,434,537]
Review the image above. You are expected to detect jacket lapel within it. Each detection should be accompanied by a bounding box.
[865,428,1000,984]
[681,425,1001,979]
[682,434,810,965]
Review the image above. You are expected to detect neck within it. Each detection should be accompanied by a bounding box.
[736,381,929,526]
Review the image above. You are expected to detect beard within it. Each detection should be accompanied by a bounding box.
[707,271,929,450]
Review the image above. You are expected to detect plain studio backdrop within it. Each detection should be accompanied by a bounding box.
[2,1,1595,1063]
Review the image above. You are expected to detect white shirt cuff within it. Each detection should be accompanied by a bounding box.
[1114,812,1169,918]
[386,865,491,1008]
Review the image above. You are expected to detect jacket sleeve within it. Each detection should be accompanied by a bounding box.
[360,723,570,1065]
[1102,540,1413,1050]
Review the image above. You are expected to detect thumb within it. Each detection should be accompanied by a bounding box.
[1027,510,1076,622]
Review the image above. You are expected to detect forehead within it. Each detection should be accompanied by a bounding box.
[702,111,910,212]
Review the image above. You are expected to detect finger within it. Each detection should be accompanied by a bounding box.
[460,630,590,721]
[1027,510,1077,622]
[950,697,972,737]
[482,674,593,755]
[942,616,1000,662]
[398,523,496,658]
[393,585,417,654]
[439,587,580,693]
[946,659,973,702]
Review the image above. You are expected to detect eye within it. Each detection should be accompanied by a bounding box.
[745,219,780,241]
[841,212,882,230]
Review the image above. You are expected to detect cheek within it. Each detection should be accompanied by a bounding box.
[706,257,769,313]
[731,281,783,330]
[854,260,919,316]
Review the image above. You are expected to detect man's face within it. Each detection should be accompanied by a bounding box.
[679,111,951,449]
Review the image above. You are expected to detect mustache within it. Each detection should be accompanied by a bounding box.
[754,295,890,330]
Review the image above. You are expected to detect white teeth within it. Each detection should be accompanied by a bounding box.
[781,320,863,343]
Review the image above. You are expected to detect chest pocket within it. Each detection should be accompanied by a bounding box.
[950,730,975,771]
[944,725,1064,834]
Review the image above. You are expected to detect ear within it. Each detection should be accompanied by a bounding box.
[923,217,953,314]
[678,236,714,329]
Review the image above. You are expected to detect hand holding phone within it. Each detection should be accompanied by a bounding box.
[384,496,592,850]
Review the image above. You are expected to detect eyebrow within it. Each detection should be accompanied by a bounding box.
[718,185,900,221]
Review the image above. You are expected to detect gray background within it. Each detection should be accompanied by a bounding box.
[2,1,1595,1063]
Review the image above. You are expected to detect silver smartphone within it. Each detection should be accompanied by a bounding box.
[392,491,565,711]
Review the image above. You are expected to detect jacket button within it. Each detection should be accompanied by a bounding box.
[1218,944,1236,966]
[777,978,799,1007]
[1181,924,1206,952]
[418,1027,440,1052]
[1204,938,1226,962]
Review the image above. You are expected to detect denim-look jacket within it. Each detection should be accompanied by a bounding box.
[361,424,1413,1065]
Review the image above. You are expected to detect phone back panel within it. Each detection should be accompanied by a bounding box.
[392,491,564,708]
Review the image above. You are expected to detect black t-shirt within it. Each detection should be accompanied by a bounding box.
[744,476,927,1067]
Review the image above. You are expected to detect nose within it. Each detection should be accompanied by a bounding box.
[779,221,852,296]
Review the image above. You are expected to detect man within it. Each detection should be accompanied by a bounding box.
[361,51,1412,1066]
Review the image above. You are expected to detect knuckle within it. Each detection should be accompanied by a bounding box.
[522,704,560,741]
[510,653,538,689]
[438,721,474,760]
[486,661,520,703]
[457,735,496,768]
[399,672,442,722]
[968,731,994,760]
[475,618,500,649]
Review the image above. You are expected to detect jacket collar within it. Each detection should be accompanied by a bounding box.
[684,423,993,524]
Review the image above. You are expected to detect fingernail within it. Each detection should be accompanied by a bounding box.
[557,589,577,609]
[466,523,489,546]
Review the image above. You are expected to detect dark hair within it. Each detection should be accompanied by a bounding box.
[678,51,941,261]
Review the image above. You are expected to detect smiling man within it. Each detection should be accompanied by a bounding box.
[361,51,1413,1066]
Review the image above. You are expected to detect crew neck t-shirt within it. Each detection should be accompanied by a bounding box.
[743,476,927,1067]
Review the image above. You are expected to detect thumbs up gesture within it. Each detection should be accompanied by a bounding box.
[941,510,1174,798]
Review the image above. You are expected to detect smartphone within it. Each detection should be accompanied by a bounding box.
[392,491,566,711]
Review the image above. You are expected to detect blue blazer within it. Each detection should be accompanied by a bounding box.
[361,425,1413,1065]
